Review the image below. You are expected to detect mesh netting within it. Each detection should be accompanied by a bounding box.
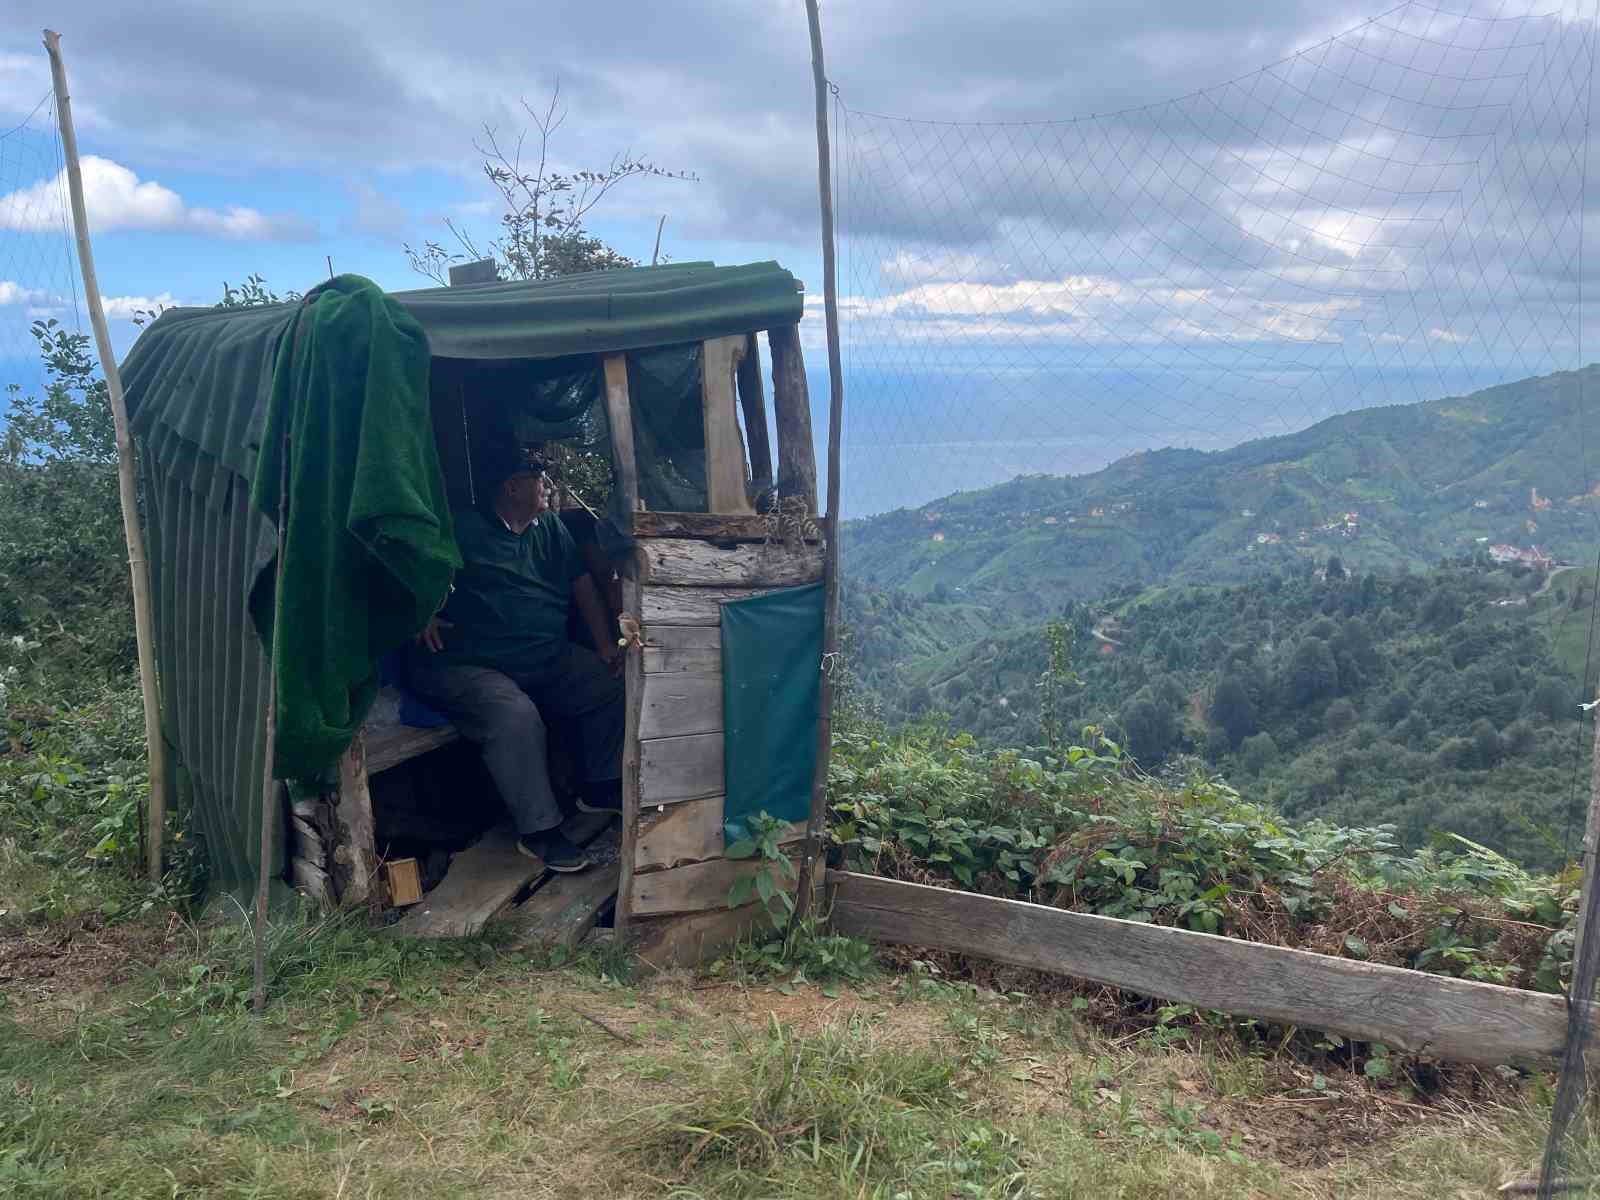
[838,2,1595,516]
[834,7,1600,1191]
[0,90,83,415]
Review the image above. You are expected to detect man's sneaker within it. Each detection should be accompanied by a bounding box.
[576,781,623,816]
[517,830,591,873]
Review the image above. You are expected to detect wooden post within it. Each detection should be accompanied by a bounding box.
[604,355,645,934]
[701,335,755,515]
[603,354,639,527]
[795,0,847,922]
[253,427,289,1014]
[767,324,819,513]
[333,732,379,912]
[737,333,774,498]
[42,30,172,884]
[1535,704,1600,1193]
[1570,711,1600,966]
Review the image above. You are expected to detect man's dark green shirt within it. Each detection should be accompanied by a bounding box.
[434,507,586,677]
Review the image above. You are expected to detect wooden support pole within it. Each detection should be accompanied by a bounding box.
[333,732,379,913]
[1535,704,1600,1193]
[795,0,847,922]
[737,333,774,497]
[767,324,818,513]
[43,30,172,884]
[701,336,755,515]
[604,354,640,528]
[605,355,645,934]
[253,428,288,1015]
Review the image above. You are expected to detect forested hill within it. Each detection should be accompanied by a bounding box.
[844,556,1597,871]
[842,364,1600,623]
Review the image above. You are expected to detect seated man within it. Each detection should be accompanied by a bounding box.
[407,444,623,872]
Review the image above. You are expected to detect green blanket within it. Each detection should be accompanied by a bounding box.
[250,275,460,781]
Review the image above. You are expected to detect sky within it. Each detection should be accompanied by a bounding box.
[1,0,1597,514]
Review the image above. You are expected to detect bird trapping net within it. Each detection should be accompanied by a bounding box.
[834,6,1600,1193]
[0,90,83,417]
[837,2,1595,516]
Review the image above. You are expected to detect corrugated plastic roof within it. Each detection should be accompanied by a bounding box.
[123,260,803,485]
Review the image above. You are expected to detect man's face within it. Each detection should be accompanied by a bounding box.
[500,471,550,523]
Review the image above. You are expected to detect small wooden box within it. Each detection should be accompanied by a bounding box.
[384,857,423,907]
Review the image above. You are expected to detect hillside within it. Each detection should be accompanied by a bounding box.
[844,556,1596,871]
[840,366,1600,870]
[843,365,1600,623]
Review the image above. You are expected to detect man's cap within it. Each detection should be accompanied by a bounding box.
[477,442,546,493]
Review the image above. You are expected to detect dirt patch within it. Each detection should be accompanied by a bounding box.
[0,911,184,1017]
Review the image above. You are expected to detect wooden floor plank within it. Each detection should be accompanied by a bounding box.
[385,828,539,938]
[385,811,618,940]
[501,869,617,948]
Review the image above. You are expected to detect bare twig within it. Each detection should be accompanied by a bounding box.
[579,1011,641,1046]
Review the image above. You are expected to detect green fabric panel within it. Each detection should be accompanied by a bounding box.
[720,583,824,843]
[392,261,801,360]
[144,460,276,902]
[249,275,461,783]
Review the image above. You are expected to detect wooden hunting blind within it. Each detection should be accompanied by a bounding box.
[121,260,826,964]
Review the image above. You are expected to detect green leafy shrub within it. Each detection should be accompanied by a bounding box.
[828,716,1575,994]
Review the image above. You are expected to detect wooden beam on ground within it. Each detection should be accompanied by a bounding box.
[632,512,817,542]
[701,335,755,515]
[637,538,825,588]
[831,872,1586,1069]
[738,332,774,495]
[767,324,818,513]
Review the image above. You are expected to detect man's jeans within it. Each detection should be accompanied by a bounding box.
[406,644,624,836]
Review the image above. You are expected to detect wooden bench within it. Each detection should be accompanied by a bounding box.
[288,716,460,909]
[363,720,459,776]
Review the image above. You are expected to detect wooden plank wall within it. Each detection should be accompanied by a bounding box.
[626,533,824,936]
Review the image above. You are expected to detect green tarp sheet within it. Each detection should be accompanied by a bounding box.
[720,584,825,842]
[250,275,460,782]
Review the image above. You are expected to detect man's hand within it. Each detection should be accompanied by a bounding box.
[417,616,452,653]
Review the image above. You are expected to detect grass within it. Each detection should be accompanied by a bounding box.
[1,894,1593,1200]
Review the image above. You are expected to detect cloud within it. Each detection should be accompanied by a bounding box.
[0,156,314,241]
[0,281,48,306]
[99,292,178,320]
[345,180,411,239]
